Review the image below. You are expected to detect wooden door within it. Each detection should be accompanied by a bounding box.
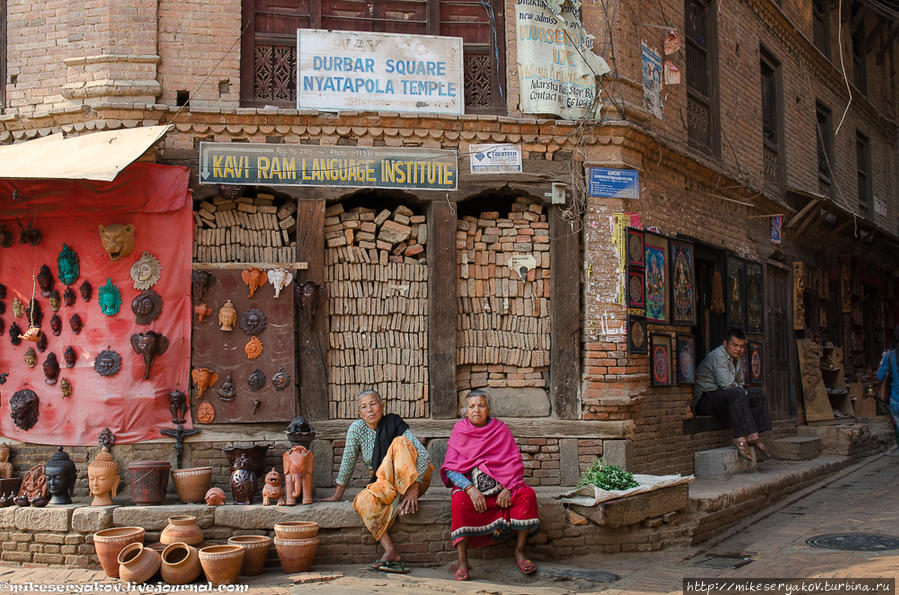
[765,264,795,420]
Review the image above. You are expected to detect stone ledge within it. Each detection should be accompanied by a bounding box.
[15,506,75,532]
[567,484,689,528]
[71,507,114,534]
[112,504,214,530]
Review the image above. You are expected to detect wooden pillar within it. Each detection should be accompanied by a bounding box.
[550,204,581,419]
[296,198,329,421]
[428,201,458,418]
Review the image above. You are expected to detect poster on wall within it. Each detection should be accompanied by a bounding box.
[650,333,673,386]
[641,42,663,119]
[515,0,611,119]
[746,261,764,333]
[644,232,669,323]
[676,334,695,384]
[627,228,645,267]
[627,316,648,354]
[627,269,646,308]
[726,255,746,330]
[669,239,696,325]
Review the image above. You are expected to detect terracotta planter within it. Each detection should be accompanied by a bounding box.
[161,543,202,585]
[198,544,244,586]
[171,467,212,504]
[273,521,318,540]
[117,542,161,584]
[160,515,203,546]
[128,461,171,505]
[92,526,145,578]
[274,536,318,573]
[228,535,271,576]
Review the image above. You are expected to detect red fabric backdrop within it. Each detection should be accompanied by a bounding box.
[0,163,193,445]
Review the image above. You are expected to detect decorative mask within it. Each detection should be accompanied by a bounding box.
[0,226,12,247]
[26,299,42,326]
[56,244,79,286]
[272,367,290,391]
[196,401,215,424]
[267,268,293,299]
[248,368,266,392]
[97,223,135,261]
[35,332,47,353]
[37,264,55,297]
[62,286,76,307]
[244,336,263,360]
[42,353,59,385]
[168,390,188,424]
[48,291,60,312]
[129,331,169,380]
[218,300,237,331]
[217,373,236,401]
[131,289,163,325]
[9,322,22,346]
[10,389,39,431]
[97,278,121,316]
[241,267,267,298]
[98,427,115,451]
[79,280,92,303]
[69,314,82,335]
[129,252,161,290]
[194,303,212,323]
[93,349,122,377]
[17,218,41,246]
[239,308,266,335]
[191,368,218,399]
[24,348,37,368]
[49,314,61,336]
[60,379,72,398]
[12,298,24,318]
[192,270,216,301]
[295,281,327,328]
[64,346,77,368]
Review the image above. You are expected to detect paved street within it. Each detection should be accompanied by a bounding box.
[0,452,896,594]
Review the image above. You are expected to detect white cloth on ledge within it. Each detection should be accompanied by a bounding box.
[555,473,694,507]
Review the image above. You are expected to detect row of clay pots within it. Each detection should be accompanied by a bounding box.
[117,542,246,586]
[273,521,318,573]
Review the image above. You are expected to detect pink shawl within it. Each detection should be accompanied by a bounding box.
[440,417,525,491]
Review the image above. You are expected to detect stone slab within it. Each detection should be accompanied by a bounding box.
[772,436,821,460]
[112,504,214,530]
[559,439,579,486]
[71,506,115,533]
[694,446,756,478]
[426,439,448,474]
[213,502,359,529]
[311,440,333,489]
[569,483,689,528]
[0,506,17,528]
[15,506,74,532]
[602,440,629,470]
[485,388,551,417]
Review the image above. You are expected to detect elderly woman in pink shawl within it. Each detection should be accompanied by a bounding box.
[440,390,539,581]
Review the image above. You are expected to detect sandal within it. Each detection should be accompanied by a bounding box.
[455,567,471,581]
[378,561,410,574]
[517,559,537,575]
[732,439,753,462]
[367,559,386,571]
[752,441,771,460]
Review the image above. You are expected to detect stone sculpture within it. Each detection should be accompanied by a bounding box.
[261,468,285,506]
[282,445,314,505]
[97,223,135,261]
[17,464,48,506]
[45,447,77,505]
[88,447,120,506]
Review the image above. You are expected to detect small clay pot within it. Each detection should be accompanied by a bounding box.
[198,544,244,587]
[92,526,145,578]
[160,515,204,546]
[227,535,272,576]
[273,521,318,540]
[170,467,212,504]
[160,542,202,585]
[273,536,318,573]
[117,542,161,584]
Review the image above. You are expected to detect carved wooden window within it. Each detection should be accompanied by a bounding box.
[815,102,833,197]
[856,132,871,213]
[685,0,719,155]
[812,0,829,58]
[241,0,506,113]
[760,49,783,188]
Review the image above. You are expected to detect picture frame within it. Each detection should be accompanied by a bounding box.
[644,233,669,323]
[745,261,764,333]
[669,239,696,325]
[726,255,746,330]
[627,269,646,308]
[676,334,696,385]
[748,342,763,384]
[650,333,673,386]
[626,227,645,267]
[627,315,648,354]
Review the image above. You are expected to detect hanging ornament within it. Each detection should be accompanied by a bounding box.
[19,326,42,343]
[49,314,61,336]
[217,373,236,401]
[60,379,72,398]
[48,291,60,312]
[93,348,122,377]
[97,223,135,261]
[239,309,266,335]
[191,270,215,300]
[35,332,47,353]
[63,346,77,368]
[56,244,79,286]
[196,401,215,424]
[241,267,267,298]
[129,252,161,290]
[130,331,169,380]
[62,286,76,307]
[69,313,82,335]
[97,278,122,316]
[272,367,290,391]
[267,268,293,299]
[194,303,212,323]
[36,265,54,297]
[12,298,24,318]
[218,300,237,331]
[131,289,163,325]
[79,280,92,303]
[191,368,219,399]
[247,369,266,392]
[26,299,42,326]
[24,348,37,368]
[42,353,60,385]
[9,322,22,345]
[244,336,263,360]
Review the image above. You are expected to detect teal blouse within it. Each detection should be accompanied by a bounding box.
[335,419,430,486]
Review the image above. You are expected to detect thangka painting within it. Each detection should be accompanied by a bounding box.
[748,342,763,384]
[670,240,696,325]
[627,269,646,308]
[676,335,695,384]
[644,233,669,323]
[745,261,764,333]
[628,316,648,354]
[726,255,746,330]
[627,228,645,267]
[650,333,673,386]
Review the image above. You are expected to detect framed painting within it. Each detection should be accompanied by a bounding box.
[669,239,696,325]
[627,228,645,267]
[748,342,763,384]
[644,233,669,323]
[726,255,746,330]
[627,315,648,354]
[676,334,695,384]
[745,261,763,333]
[650,333,673,386]
[627,269,646,308]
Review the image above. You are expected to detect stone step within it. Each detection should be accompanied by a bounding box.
[771,436,821,460]
[693,446,757,478]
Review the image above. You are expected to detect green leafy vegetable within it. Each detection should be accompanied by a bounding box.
[576,458,638,491]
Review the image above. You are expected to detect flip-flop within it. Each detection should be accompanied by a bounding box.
[455,567,471,581]
[378,561,410,574]
[517,559,537,575]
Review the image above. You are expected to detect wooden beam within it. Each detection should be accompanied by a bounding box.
[785,197,819,228]
[427,200,458,419]
[550,202,581,419]
[795,208,825,236]
[866,19,886,48]
[828,217,855,237]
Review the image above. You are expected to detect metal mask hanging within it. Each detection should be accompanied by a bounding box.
[56,244,79,286]
[97,278,122,316]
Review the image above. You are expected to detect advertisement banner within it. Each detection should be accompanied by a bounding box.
[469,144,523,174]
[587,167,640,199]
[642,42,664,119]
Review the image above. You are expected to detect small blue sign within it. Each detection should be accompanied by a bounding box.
[587,167,640,199]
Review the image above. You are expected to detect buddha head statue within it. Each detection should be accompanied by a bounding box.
[87,447,119,506]
[45,447,77,505]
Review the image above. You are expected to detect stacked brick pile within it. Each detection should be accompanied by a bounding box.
[193,193,297,262]
[325,203,429,419]
[455,197,551,394]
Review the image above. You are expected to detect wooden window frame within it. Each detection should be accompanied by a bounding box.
[812,0,829,59]
[851,19,867,93]
[684,0,720,156]
[760,48,784,189]
[815,101,833,198]
[856,131,871,215]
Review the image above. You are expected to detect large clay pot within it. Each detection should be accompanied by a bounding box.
[160,542,202,585]
[198,544,244,586]
[117,542,161,584]
[274,536,318,573]
[227,535,271,576]
[170,467,212,504]
[160,515,204,546]
[128,461,171,505]
[92,526,145,578]
[273,521,318,540]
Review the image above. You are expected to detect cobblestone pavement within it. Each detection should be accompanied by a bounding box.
[0,452,896,594]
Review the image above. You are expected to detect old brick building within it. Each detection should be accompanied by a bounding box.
[0,0,896,493]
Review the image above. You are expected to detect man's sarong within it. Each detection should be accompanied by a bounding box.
[450,483,539,547]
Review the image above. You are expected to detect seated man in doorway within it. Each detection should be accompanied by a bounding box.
[694,328,772,461]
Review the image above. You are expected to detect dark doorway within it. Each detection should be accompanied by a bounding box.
[765,264,795,420]
[694,244,726,360]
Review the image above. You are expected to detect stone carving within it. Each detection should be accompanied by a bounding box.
[218,300,237,331]
[97,278,122,316]
[63,286,76,307]
[98,223,135,261]
[282,446,314,505]
[37,264,54,297]
[0,444,13,479]
[229,453,256,505]
[196,401,215,424]
[45,447,77,505]
[244,336,263,360]
[57,244,79,286]
[262,468,285,506]
[64,346,77,368]
[48,291,60,312]
[191,368,218,399]
[49,314,61,336]
[217,373,236,402]
[79,280,92,303]
[241,267,266,298]
[42,353,60,385]
[130,331,169,380]
[132,289,163,325]
[191,271,215,301]
[69,314,82,335]
[271,367,290,391]
[88,447,120,506]
[24,348,37,368]
[10,389,39,431]
[18,464,48,505]
[169,390,188,424]
[247,369,265,392]
[194,303,211,323]
[239,308,266,335]
[130,252,162,291]
[267,268,293,299]
[60,378,72,398]
[93,349,122,377]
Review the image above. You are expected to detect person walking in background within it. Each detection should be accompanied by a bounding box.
[877,326,899,449]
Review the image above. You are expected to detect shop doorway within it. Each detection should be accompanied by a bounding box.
[765,264,795,420]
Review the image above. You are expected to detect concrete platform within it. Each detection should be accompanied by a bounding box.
[693,446,756,478]
[771,436,821,460]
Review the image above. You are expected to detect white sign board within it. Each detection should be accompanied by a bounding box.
[874,195,887,217]
[297,30,464,115]
[469,144,522,174]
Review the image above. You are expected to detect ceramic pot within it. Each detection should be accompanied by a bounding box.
[273,521,318,540]
[160,515,204,546]
[198,544,244,586]
[170,467,212,504]
[160,542,202,585]
[117,542,161,584]
[227,535,271,576]
[92,526,145,578]
[274,536,318,573]
[128,461,171,505]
